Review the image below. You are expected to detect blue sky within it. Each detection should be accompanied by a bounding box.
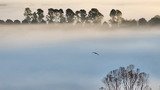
[0,29,160,90]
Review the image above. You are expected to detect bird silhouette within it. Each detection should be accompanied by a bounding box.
[92,52,100,55]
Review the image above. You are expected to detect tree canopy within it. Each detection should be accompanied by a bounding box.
[102,65,151,90]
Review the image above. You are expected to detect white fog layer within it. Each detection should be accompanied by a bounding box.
[0,25,160,90]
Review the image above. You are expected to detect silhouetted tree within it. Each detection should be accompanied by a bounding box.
[121,19,138,27]
[109,9,117,24]
[148,15,160,26]
[138,18,147,26]
[31,12,38,24]
[59,9,66,23]
[22,19,29,24]
[37,9,46,23]
[14,20,21,24]
[46,8,54,23]
[66,8,75,23]
[2,7,160,27]
[109,9,123,27]
[102,65,150,90]
[75,11,81,23]
[80,9,87,23]
[0,20,5,24]
[53,9,62,23]
[116,10,122,27]
[46,8,65,23]
[74,9,87,24]
[6,19,13,24]
[103,21,109,27]
[87,8,104,24]
[23,7,32,24]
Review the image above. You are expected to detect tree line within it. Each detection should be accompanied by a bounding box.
[0,8,160,27]
[100,65,151,90]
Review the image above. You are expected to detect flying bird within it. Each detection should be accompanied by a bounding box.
[92,52,100,55]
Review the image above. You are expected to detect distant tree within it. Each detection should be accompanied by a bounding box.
[37,8,46,23]
[74,9,87,24]
[87,8,104,24]
[109,9,123,27]
[6,19,13,24]
[109,9,117,24]
[22,19,29,24]
[80,9,87,23]
[23,7,32,23]
[103,21,109,27]
[66,8,75,23]
[129,19,138,26]
[75,11,81,23]
[102,65,150,90]
[148,15,160,26]
[31,12,38,24]
[46,8,54,23]
[116,10,122,27]
[59,9,66,23]
[0,20,5,24]
[53,9,60,23]
[14,20,21,24]
[138,18,147,26]
[121,19,138,27]
[46,8,66,23]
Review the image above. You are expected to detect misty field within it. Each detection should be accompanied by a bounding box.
[0,24,160,90]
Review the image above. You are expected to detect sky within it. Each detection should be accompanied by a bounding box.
[0,0,160,20]
[1,0,160,3]
[0,26,160,90]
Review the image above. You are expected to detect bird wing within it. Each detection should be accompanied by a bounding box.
[92,52,99,55]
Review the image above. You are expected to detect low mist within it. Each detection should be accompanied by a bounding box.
[0,24,160,49]
[0,24,160,90]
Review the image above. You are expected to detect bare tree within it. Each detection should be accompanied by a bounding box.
[137,72,149,90]
[103,69,121,90]
[102,65,150,90]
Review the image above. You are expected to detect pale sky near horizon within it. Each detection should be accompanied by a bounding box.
[0,0,160,20]
[1,0,160,6]
[0,0,160,3]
